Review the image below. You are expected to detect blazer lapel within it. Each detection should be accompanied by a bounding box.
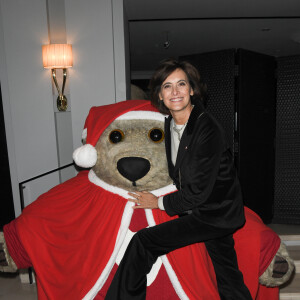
[174,102,205,172]
[164,116,175,176]
[174,129,191,172]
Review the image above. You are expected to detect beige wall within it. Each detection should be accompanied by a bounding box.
[0,0,127,216]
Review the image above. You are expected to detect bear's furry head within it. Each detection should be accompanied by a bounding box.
[73,100,173,191]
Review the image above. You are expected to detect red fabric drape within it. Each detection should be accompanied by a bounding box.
[4,171,279,299]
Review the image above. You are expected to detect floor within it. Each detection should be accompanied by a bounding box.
[268,223,300,236]
[0,223,299,299]
[0,273,37,300]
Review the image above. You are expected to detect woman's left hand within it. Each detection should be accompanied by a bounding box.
[128,191,158,209]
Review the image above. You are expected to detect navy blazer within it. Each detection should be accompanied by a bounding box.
[163,101,245,231]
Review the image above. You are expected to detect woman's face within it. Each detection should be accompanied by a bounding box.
[159,68,194,115]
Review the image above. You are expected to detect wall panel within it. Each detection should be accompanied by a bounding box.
[274,56,300,224]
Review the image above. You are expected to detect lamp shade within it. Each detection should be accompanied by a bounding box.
[42,44,73,69]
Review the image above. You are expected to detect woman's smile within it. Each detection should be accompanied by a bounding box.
[159,68,194,124]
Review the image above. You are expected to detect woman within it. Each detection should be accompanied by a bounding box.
[105,58,252,300]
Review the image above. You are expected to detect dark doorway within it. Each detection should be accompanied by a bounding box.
[0,84,15,229]
[181,49,276,223]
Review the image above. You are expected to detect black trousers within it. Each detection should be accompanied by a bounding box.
[105,213,252,300]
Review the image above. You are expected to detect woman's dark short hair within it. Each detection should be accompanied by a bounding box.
[149,58,206,114]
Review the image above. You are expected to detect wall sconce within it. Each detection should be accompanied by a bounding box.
[42,44,73,111]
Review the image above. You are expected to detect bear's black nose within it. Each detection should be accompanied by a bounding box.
[117,157,150,186]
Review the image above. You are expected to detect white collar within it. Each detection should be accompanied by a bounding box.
[88,169,177,199]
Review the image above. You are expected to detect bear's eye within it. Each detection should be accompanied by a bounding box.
[109,129,124,144]
[148,128,164,143]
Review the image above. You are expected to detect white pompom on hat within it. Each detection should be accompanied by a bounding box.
[73,100,165,168]
[73,144,98,169]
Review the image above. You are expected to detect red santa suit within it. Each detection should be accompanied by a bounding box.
[3,100,280,300]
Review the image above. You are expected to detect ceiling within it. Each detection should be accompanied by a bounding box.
[124,0,300,75]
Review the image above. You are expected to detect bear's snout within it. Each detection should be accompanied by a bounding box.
[117,157,150,186]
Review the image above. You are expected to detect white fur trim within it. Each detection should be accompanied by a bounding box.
[82,128,87,140]
[83,201,134,300]
[117,111,167,122]
[147,257,163,286]
[145,210,189,300]
[73,144,97,168]
[88,170,130,199]
[88,169,177,198]
[85,170,179,299]
[114,228,163,287]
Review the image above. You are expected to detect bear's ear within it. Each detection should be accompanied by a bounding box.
[73,144,97,168]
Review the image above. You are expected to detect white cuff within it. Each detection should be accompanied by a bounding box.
[158,196,165,210]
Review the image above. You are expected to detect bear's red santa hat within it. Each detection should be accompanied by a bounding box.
[73,100,166,168]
